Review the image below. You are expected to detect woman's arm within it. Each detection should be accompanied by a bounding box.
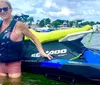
[18,22,53,60]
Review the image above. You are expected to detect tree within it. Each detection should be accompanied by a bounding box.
[13,14,34,25]
[39,18,51,27]
[39,19,45,27]
[27,17,34,25]
[51,20,61,28]
[45,18,51,25]
[20,14,29,23]
[36,20,40,26]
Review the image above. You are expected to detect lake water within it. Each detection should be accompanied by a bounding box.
[0,72,95,85]
[0,72,69,85]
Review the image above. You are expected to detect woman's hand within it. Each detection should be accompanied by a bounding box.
[40,52,53,60]
[19,23,53,60]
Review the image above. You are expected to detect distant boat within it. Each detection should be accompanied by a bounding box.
[35,27,51,32]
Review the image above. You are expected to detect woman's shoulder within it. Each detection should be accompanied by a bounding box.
[16,21,28,29]
[16,21,26,26]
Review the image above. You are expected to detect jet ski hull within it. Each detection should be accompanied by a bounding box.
[21,40,100,84]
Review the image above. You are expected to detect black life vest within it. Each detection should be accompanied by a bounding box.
[0,19,23,63]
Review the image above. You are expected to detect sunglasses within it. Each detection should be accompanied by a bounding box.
[0,7,9,12]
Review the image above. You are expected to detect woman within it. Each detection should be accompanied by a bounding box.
[0,0,53,78]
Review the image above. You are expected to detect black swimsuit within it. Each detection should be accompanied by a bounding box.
[0,19,23,63]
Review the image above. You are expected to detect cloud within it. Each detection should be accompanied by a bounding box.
[48,7,73,17]
[8,0,100,22]
[44,0,52,8]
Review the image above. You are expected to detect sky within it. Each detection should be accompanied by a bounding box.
[9,0,100,23]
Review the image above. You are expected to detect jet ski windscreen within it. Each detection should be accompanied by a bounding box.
[81,33,100,50]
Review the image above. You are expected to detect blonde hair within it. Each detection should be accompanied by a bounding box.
[0,0,12,9]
